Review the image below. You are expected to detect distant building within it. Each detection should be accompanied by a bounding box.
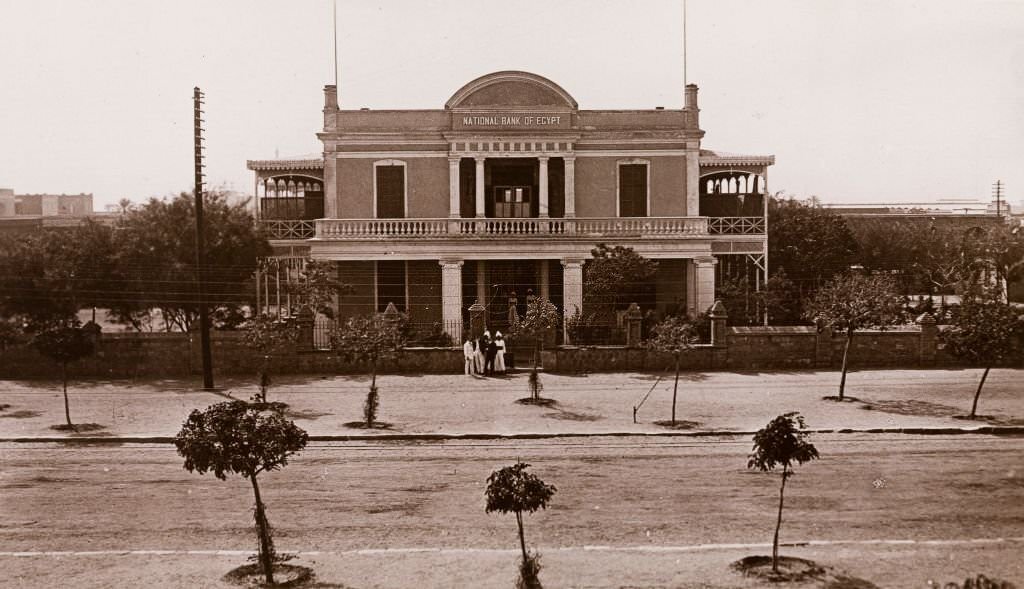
[0,189,110,236]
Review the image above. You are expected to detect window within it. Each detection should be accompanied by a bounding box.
[376,260,406,312]
[618,162,648,217]
[493,185,532,218]
[375,161,406,218]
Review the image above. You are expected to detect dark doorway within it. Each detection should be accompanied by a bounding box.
[487,159,538,218]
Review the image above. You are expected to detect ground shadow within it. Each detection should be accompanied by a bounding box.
[543,405,603,422]
[342,421,395,430]
[952,414,1024,427]
[223,563,317,588]
[0,409,43,419]
[631,372,712,383]
[516,397,557,407]
[823,395,863,403]
[49,423,106,433]
[732,556,879,588]
[652,419,702,430]
[859,398,960,418]
[285,408,333,421]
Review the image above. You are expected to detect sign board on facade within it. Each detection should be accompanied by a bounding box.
[453,112,571,131]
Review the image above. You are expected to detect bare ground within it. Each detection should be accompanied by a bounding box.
[0,369,1020,439]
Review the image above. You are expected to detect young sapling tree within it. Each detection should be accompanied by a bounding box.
[803,272,903,400]
[31,324,96,429]
[940,285,1023,418]
[646,313,701,425]
[174,400,308,585]
[510,297,560,402]
[329,305,407,427]
[747,412,820,573]
[485,462,557,589]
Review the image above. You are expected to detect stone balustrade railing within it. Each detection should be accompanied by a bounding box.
[313,216,716,239]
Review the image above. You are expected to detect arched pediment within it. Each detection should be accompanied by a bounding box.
[446,71,577,110]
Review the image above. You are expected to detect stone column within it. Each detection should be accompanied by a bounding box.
[563,156,576,218]
[694,256,717,314]
[475,157,486,218]
[476,260,487,312]
[439,259,464,344]
[448,157,461,218]
[917,312,937,366]
[539,260,549,300]
[323,152,337,218]
[561,258,584,343]
[538,156,550,218]
[685,259,697,316]
[685,141,700,216]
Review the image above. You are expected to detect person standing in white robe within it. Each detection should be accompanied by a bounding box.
[494,331,507,375]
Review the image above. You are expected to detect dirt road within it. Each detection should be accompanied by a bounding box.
[1,434,1021,587]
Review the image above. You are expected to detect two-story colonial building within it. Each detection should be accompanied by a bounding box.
[248,71,772,343]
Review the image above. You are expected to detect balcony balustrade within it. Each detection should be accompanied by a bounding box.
[261,216,765,241]
[314,216,712,240]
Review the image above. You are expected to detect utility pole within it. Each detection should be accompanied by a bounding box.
[992,180,1003,217]
[194,87,214,390]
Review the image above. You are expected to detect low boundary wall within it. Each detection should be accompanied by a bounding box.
[0,316,1014,379]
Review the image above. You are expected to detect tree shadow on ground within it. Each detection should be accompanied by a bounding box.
[631,372,712,383]
[0,409,43,419]
[651,419,702,430]
[859,398,961,418]
[732,556,879,588]
[285,408,333,421]
[542,402,603,422]
[952,414,1024,426]
[342,421,395,430]
[49,423,107,434]
[516,397,557,407]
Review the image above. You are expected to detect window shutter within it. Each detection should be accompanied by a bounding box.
[376,166,405,218]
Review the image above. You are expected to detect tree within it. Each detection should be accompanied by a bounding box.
[582,244,658,326]
[485,462,557,589]
[0,222,119,330]
[646,314,701,425]
[112,191,271,331]
[174,401,308,585]
[747,412,820,573]
[510,297,560,401]
[767,196,859,318]
[241,315,299,403]
[31,324,97,428]
[940,285,1023,418]
[803,272,904,400]
[329,307,407,427]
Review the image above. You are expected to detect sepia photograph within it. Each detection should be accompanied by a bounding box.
[0,1,1022,587]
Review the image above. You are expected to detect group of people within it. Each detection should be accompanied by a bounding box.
[463,330,507,376]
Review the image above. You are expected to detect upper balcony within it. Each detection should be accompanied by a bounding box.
[259,215,765,241]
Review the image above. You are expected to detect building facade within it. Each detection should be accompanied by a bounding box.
[248,71,772,342]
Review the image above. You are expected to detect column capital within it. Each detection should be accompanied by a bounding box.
[438,258,464,268]
[448,156,462,164]
[694,256,718,267]
[537,155,550,163]
[562,155,576,163]
[561,258,586,269]
[474,156,486,164]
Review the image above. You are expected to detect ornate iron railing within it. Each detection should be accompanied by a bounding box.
[260,219,317,239]
[707,216,766,235]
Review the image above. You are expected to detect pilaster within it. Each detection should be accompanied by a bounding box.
[474,157,486,218]
[694,256,717,315]
[448,156,461,218]
[561,258,585,343]
[439,259,464,344]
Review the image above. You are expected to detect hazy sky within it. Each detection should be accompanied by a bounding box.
[1,0,1022,211]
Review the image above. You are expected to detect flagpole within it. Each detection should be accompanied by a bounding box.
[333,0,339,88]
